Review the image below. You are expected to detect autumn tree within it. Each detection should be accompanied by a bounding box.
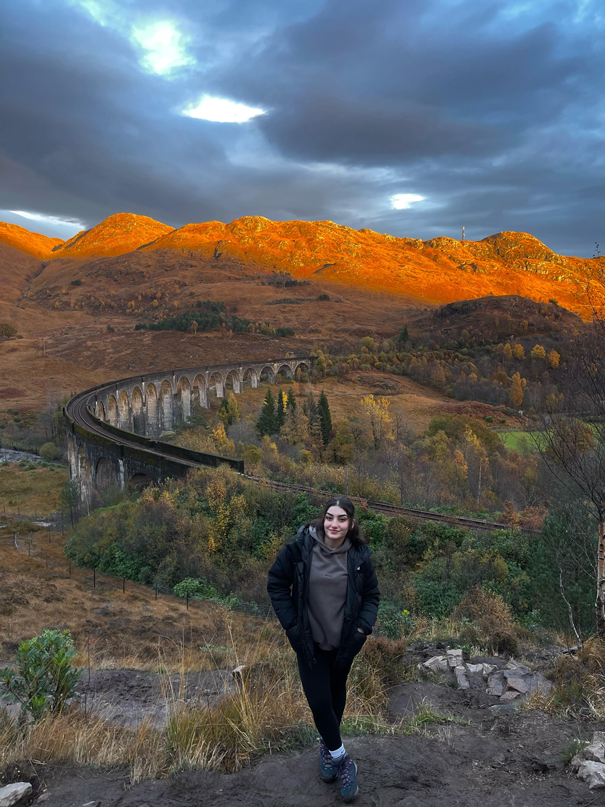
[513,344,525,360]
[362,394,391,449]
[218,393,240,427]
[275,389,287,431]
[510,372,524,408]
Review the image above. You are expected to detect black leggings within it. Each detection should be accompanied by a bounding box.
[297,647,353,751]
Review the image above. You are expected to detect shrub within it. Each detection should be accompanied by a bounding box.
[0,324,18,338]
[70,279,82,286]
[39,442,61,462]
[360,636,408,685]
[0,630,81,721]
[454,586,518,654]
[173,577,218,600]
[106,325,115,332]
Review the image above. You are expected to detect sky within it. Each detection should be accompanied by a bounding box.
[1,0,604,256]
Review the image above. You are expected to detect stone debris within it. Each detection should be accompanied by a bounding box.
[421,653,553,704]
[0,782,32,807]
[571,733,605,789]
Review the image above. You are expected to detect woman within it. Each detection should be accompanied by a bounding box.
[267,497,380,803]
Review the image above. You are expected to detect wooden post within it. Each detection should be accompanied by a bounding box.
[122,577,125,594]
[186,593,189,610]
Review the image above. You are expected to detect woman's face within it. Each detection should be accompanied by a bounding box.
[323,505,351,543]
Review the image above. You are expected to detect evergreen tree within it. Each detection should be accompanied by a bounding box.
[256,388,276,436]
[398,326,409,343]
[219,393,241,427]
[317,390,332,445]
[303,391,317,421]
[276,389,286,430]
[286,388,297,413]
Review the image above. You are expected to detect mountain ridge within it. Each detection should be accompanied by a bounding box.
[3,213,603,316]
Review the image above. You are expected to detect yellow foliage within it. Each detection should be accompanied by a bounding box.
[512,344,525,360]
[548,349,560,368]
[531,344,546,359]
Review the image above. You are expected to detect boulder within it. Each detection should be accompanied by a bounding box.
[423,655,449,672]
[0,783,32,807]
[446,649,463,668]
[482,664,496,678]
[576,760,605,789]
[506,677,529,694]
[486,671,507,697]
[455,665,470,690]
[504,662,532,675]
[499,690,520,702]
[466,663,484,674]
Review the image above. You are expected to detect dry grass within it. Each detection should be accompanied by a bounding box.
[0,619,405,779]
[523,638,605,719]
[0,463,68,516]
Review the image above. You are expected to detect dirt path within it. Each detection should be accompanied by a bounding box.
[25,680,601,807]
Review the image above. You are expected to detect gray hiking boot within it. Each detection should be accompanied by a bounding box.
[319,740,338,783]
[336,753,358,802]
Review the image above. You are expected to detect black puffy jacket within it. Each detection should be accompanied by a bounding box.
[267,526,380,668]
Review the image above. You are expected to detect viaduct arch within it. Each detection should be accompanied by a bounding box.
[65,355,312,510]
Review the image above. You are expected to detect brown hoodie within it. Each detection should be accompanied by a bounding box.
[307,527,350,651]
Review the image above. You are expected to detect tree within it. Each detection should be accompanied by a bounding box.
[218,393,240,427]
[60,480,80,527]
[276,389,286,431]
[531,344,546,360]
[286,388,297,413]
[503,343,513,360]
[510,372,524,408]
[317,391,332,445]
[513,344,525,360]
[398,326,409,343]
[534,320,605,638]
[362,394,391,449]
[256,388,276,437]
[548,349,560,369]
[39,442,61,461]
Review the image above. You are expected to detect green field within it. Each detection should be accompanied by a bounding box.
[498,431,540,452]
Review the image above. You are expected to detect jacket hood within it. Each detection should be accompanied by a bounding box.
[297,525,372,562]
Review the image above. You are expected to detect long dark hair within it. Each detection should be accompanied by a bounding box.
[306,496,367,547]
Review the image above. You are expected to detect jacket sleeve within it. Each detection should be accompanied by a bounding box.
[357,557,380,635]
[267,545,298,631]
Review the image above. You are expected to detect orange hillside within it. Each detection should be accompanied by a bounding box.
[51,213,174,258]
[0,221,63,259]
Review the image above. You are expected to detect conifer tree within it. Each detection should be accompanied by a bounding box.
[256,388,276,436]
[317,390,332,445]
[286,388,296,413]
[276,389,286,430]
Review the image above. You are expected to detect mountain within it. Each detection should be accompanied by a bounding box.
[0,221,63,258]
[51,213,174,258]
[2,213,603,317]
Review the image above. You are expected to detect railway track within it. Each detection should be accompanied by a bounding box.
[66,390,538,536]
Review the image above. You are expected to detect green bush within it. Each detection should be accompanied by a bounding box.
[173,577,218,600]
[0,630,81,721]
[39,442,61,462]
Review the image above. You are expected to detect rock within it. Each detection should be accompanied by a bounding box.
[446,649,463,667]
[82,802,100,807]
[482,664,496,678]
[466,663,484,674]
[573,737,605,767]
[486,672,507,696]
[577,760,605,789]
[506,677,529,694]
[0,783,33,807]
[504,662,532,675]
[499,690,520,702]
[490,703,517,714]
[455,665,470,690]
[423,655,449,672]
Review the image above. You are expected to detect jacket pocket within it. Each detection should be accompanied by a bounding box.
[286,625,303,653]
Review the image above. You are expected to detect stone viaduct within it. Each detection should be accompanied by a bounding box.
[65,355,312,509]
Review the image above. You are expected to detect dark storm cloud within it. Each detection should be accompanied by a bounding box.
[0,0,604,255]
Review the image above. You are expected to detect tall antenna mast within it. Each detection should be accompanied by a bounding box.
[461,226,465,242]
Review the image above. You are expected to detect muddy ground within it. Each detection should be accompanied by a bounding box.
[8,676,603,807]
